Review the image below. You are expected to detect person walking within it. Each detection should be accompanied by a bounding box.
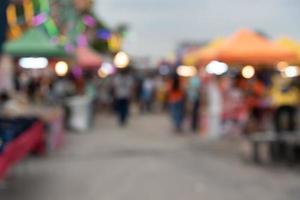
[207,75,222,138]
[187,74,201,132]
[270,73,300,161]
[167,74,185,132]
[141,75,155,113]
[271,74,300,134]
[112,69,134,126]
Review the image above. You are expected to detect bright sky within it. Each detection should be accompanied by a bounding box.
[94,0,300,61]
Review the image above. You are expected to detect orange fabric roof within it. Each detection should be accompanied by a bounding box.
[76,47,102,68]
[217,29,297,65]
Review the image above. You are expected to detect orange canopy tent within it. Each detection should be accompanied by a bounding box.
[76,47,102,68]
[216,29,297,65]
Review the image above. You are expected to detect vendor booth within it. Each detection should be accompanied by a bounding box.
[2,28,67,152]
[0,119,44,180]
[216,29,297,65]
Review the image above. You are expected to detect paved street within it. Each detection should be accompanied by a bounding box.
[1,113,300,200]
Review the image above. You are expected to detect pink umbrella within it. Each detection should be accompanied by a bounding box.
[76,47,102,68]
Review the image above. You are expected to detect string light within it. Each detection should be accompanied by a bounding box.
[19,57,48,69]
[114,51,130,68]
[206,61,228,75]
[55,61,69,77]
[241,65,255,79]
[176,65,197,77]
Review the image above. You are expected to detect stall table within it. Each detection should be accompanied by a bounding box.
[0,122,44,180]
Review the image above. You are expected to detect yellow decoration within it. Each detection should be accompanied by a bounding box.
[23,0,34,25]
[276,37,300,64]
[7,4,17,25]
[6,4,22,39]
[108,34,122,53]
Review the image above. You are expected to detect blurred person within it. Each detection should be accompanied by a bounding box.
[270,74,300,134]
[245,76,267,133]
[206,75,222,138]
[98,77,114,111]
[167,73,185,132]
[85,74,98,127]
[140,75,155,113]
[155,76,168,111]
[222,77,248,135]
[187,74,201,132]
[0,91,10,112]
[112,69,134,126]
[135,76,144,104]
[52,76,76,101]
[28,77,41,102]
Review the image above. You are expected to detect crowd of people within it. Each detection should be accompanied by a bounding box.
[109,68,300,138]
[1,66,299,138]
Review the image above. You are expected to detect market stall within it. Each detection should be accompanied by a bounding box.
[4,28,67,57]
[3,28,67,152]
[216,29,297,65]
[0,119,44,180]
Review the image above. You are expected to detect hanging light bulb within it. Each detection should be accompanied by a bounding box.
[114,51,130,68]
[242,65,255,79]
[55,61,69,77]
[176,65,197,77]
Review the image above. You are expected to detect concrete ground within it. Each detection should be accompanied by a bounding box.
[1,113,300,200]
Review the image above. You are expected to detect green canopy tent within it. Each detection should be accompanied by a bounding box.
[4,28,68,57]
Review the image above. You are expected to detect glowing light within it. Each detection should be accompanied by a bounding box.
[97,61,116,79]
[242,65,255,79]
[283,66,300,78]
[176,65,197,77]
[206,61,228,75]
[97,68,108,79]
[114,51,130,68]
[19,57,48,69]
[277,61,288,72]
[55,61,69,77]
[101,62,115,75]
